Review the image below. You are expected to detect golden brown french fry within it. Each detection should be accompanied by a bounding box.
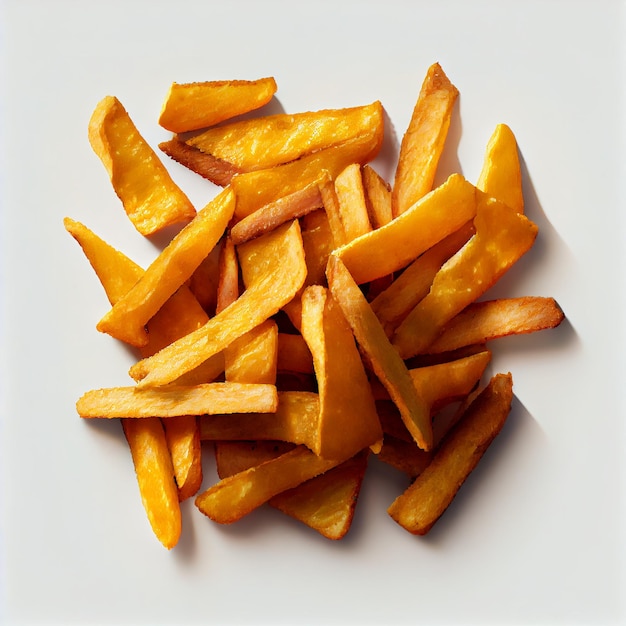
[162,416,202,502]
[129,220,307,387]
[427,297,565,354]
[300,209,336,288]
[319,176,348,247]
[335,173,477,284]
[88,96,196,236]
[186,102,384,172]
[77,382,278,419]
[476,124,524,214]
[326,255,433,451]
[97,187,235,347]
[362,164,393,229]
[231,131,384,221]
[122,417,181,549]
[215,235,240,314]
[301,286,383,459]
[187,244,221,317]
[370,221,474,336]
[333,163,372,242]
[225,319,278,384]
[195,446,342,524]
[392,63,459,216]
[387,373,513,535]
[158,77,277,133]
[229,174,326,246]
[393,194,539,358]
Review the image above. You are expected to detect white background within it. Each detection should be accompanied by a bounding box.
[1,1,625,624]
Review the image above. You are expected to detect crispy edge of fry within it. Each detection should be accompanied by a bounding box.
[387,372,513,535]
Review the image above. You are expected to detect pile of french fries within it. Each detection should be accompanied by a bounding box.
[66,63,564,549]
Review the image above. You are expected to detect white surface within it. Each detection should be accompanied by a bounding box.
[1,1,625,624]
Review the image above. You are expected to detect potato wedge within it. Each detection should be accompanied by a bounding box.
[388,373,513,535]
[97,187,235,347]
[393,194,539,358]
[88,96,196,236]
[158,77,277,133]
[333,163,372,242]
[130,220,307,387]
[327,255,432,451]
[225,319,278,385]
[392,63,459,216]
[335,173,477,284]
[362,164,393,229]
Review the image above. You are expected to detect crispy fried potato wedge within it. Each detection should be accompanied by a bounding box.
[158,77,277,133]
[77,382,278,419]
[231,131,384,221]
[216,234,240,314]
[362,164,393,229]
[336,173,477,284]
[370,221,474,336]
[195,445,342,524]
[225,319,278,384]
[387,373,513,535]
[130,220,307,387]
[427,296,565,354]
[122,418,181,549]
[333,163,372,242]
[392,63,459,216]
[327,255,433,451]
[477,124,524,214]
[300,209,336,288]
[270,450,369,540]
[301,286,383,459]
[186,101,384,172]
[88,96,196,236]
[393,194,539,358]
[200,391,320,448]
[96,187,235,347]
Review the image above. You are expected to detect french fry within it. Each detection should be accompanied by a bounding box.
[277,333,314,374]
[477,124,524,214]
[162,416,202,502]
[427,296,564,353]
[195,445,342,524]
[225,319,278,384]
[362,164,393,229]
[130,220,307,387]
[97,187,236,347]
[326,255,433,451]
[186,102,384,172]
[335,173,477,285]
[77,382,278,419]
[392,62,459,216]
[387,373,513,535]
[393,194,539,358]
[333,163,372,242]
[215,441,296,477]
[158,77,278,133]
[300,209,336,288]
[122,418,181,549]
[301,285,383,459]
[88,96,196,236]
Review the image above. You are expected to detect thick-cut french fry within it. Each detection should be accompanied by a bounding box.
[200,391,320,448]
[158,77,278,133]
[231,131,384,221]
[335,173,477,285]
[301,286,383,459]
[327,255,433,451]
[362,164,393,229]
[229,174,326,246]
[300,209,336,288]
[88,96,196,236]
[77,382,278,419]
[97,187,235,347]
[476,124,524,214]
[427,296,564,354]
[216,235,240,314]
[393,194,539,358]
[186,102,384,172]
[195,445,342,524]
[387,373,513,535]
[122,418,181,549]
[129,220,307,387]
[370,222,474,336]
[319,177,348,247]
[333,163,372,242]
[187,244,221,317]
[162,416,202,502]
[392,62,459,216]
[225,319,278,384]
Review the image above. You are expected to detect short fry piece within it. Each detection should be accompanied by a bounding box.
[388,373,513,535]
[88,96,196,236]
[392,63,459,216]
[77,382,278,419]
[336,173,477,284]
[122,418,182,549]
[195,446,341,524]
[362,164,392,229]
[158,77,277,133]
[333,163,372,242]
[327,255,433,451]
